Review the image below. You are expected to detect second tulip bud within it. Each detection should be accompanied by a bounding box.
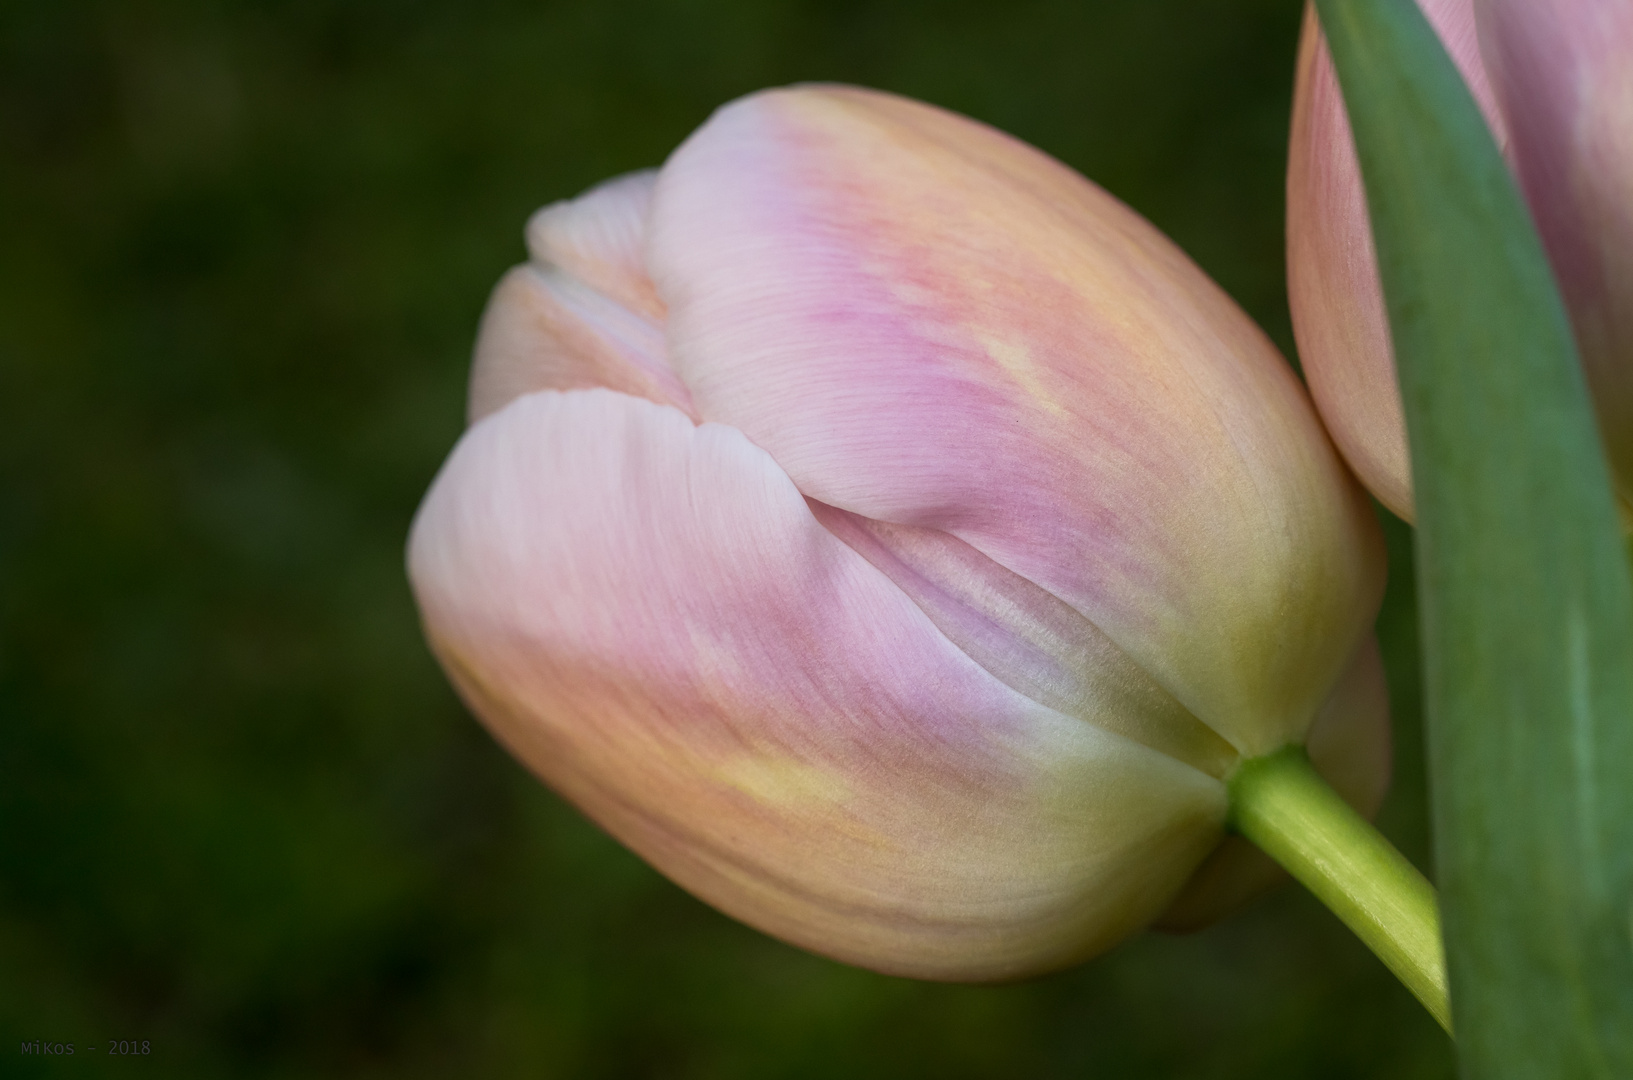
[1289,0,1633,521]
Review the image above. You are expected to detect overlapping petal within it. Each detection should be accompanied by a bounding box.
[408,388,1228,981]
[648,85,1384,757]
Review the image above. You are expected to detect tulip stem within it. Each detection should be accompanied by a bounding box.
[1227,746,1450,1034]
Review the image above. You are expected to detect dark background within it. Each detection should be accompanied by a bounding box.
[1,0,1451,1075]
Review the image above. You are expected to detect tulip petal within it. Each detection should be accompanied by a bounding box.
[649,85,1383,758]
[807,499,1239,778]
[467,171,696,423]
[525,169,667,322]
[1478,0,1633,509]
[1288,0,1509,521]
[408,387,1227,980]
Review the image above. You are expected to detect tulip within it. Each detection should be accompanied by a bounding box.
[407,85,1388,981]
[1289,0,1633,521]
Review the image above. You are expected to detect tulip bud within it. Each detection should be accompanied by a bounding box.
[408,85,1388,981]
[1289,0,1633,521]
[1287,0,1509,521]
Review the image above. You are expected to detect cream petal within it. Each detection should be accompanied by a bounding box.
[526,169,667,321]
[407,387,1228,980]
[468,170,695,424]
[1288,0,1510,522]
[467,264,694,423]
[1155,635,1392,931]
[648,84,1383,758]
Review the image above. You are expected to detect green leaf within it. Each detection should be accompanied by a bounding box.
[1311,0,1633,1074]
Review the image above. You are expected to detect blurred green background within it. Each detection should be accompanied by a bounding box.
[0,0,1450,1075]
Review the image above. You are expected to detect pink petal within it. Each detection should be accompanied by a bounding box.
[467,171,696,423]
[648,84,1384,759]
[407,388,1227,981]
[1288,0,1510,522]
[1478,0,1633,510]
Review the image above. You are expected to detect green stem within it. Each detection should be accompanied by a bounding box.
[1228,746,1451,1034]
